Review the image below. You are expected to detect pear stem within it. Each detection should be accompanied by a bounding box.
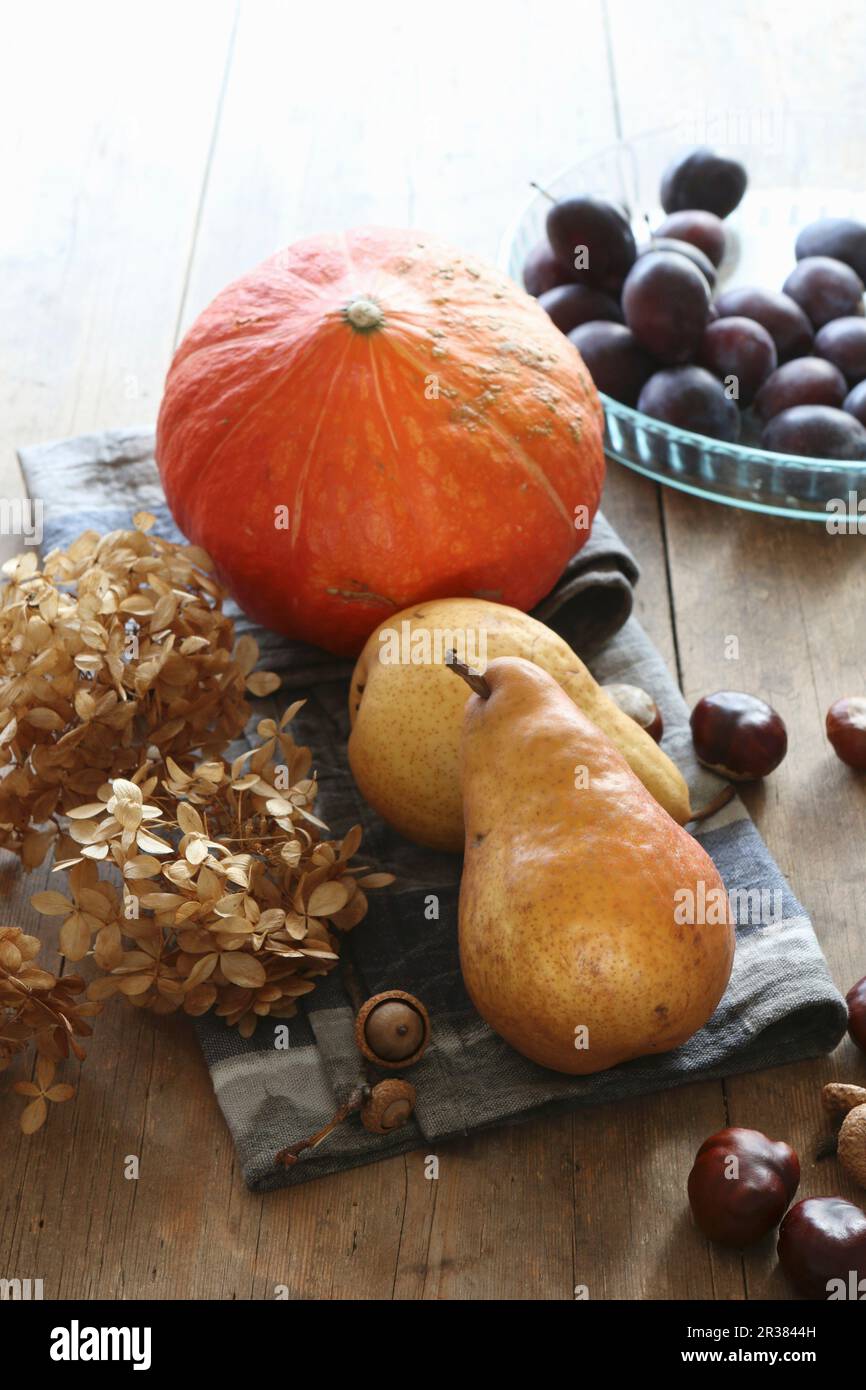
[444,656,738,824]
[688,784,736,824]
[446,652,491,699]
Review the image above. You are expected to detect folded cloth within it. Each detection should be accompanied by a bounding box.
[18,428,848,1191]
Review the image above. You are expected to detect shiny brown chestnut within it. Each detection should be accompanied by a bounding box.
[826,696,866,770]
[602,682,664,742]
[777,1197,866,1299]
[688,1127,800,1247]
[690,691,787,780]
[847,975,866,1052]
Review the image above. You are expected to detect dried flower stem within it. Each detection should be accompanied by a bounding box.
[276,1084,368,1166]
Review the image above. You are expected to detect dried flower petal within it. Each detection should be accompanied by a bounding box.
[219,953,266,988]
[30,891,73,916]
[246,671,280,697]
[20,1096,48,1134]
[307,881,351,916]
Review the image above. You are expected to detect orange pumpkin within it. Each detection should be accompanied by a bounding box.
[156,228,605,655]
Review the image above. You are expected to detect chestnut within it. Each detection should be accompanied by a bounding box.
[602,682,664,742]
[690,691,787,780]
[777,1197,866,1299]
[688,1126,800,1247]
[847,975,866,1052]
[826,696,866,770]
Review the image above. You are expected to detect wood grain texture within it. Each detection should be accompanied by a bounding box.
[2,0,864,1301]
[0,0,247,1301]
[0,1,238,567]
[604,0,866,1300]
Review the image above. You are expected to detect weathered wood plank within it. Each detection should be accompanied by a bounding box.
[174,0,713,1303]
[604,0,866,1299]
[665,499,866,1299]
[8,0,843,1301]
[0,0,242,1300]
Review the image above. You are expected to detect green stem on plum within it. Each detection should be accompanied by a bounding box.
[529,181,556,205]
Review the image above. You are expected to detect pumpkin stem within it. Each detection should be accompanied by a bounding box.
[345,297,385,332]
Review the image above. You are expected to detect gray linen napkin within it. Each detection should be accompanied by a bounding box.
[18,428,848,1190]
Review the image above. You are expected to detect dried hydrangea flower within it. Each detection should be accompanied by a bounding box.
[0,521,393,1134]
[13,1055,75,1134]
[1,925,98,1133]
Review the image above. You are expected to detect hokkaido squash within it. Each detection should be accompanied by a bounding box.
[156,228,605,656]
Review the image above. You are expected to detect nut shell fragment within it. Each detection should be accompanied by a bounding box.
[361,1079,416,1134]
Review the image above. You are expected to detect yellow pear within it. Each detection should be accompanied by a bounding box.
[348,597,691,852]
[456,657,734,1073]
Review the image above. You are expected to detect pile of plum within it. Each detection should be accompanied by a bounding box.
[525,147,866,462]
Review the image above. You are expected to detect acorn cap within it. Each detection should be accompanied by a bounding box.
[355,990,430,1069]
[361,1079,416,1134]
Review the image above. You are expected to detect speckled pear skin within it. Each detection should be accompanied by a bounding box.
[348,597,691,852]
[458,657,735,1075]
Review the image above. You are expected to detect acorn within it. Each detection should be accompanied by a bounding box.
[822,1082,866,1119]
[355,990,430,1069]
[361,1079,416,1134]
[822,1083,866,1191]
[838,1106,866,1190]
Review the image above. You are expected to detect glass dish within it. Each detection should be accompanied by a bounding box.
[498,113,866,523]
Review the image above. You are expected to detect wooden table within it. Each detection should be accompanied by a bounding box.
[2,0,865,1300]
